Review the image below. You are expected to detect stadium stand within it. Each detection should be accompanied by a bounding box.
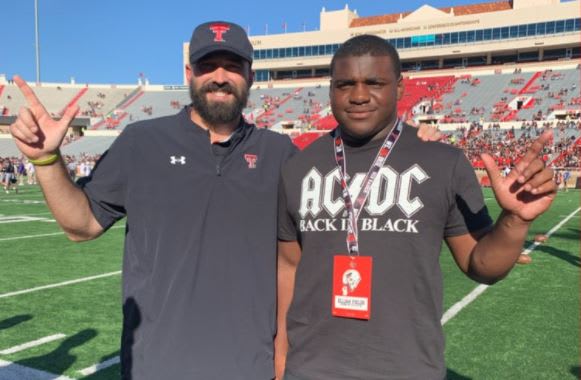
[1,84,79,117]
[115,89,190,129]
[79,86,139,119]
[0,138,20,157]
[60,136,120,156]
[1,0,579,188]
[1,65,578,155]
[436,71,536,123]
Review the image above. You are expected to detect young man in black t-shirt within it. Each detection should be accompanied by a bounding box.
[276,35,557,380]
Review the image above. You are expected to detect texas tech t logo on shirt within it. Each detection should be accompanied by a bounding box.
[298,165,429,233]
[244,154,258,169]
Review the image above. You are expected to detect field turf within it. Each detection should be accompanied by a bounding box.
[0,185,578,379]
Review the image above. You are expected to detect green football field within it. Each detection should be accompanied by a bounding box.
[0,185,578,379]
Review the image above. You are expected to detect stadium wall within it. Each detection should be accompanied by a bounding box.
[182,0,580,84]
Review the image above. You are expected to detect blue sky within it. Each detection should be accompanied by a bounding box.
[1,0,517,84]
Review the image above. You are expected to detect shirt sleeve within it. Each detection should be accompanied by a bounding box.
[444,150,493,237]
[277,168,299,242]
[280,134,298,165]
[78,126,133,230]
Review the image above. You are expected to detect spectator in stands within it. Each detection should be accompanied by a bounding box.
[8,23,441,380]
[275,35,557,380]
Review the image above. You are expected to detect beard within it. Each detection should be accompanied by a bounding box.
[189,79,249,125]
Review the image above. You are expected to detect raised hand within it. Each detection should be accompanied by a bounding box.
[481,130,557,222]
[407,118,442,142]
[416,123,441,142]
[9,75,79,160]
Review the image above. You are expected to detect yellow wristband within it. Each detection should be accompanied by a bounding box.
[29,152,60,166]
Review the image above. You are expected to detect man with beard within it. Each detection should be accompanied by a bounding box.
[9,21,295,379]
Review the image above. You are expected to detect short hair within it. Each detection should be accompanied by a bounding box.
[330,35,401,78]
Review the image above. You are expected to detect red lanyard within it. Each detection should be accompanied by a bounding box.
[334,119,403,255]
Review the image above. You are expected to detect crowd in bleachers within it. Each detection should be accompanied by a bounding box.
[0,67,579,182]
[9,123,576,172]
[82,100,105,117]
[416,67,580,124]
[440,120,580,170]
[247,87,330,129]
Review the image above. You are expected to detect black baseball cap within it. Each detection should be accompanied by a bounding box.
[189,21,253,64]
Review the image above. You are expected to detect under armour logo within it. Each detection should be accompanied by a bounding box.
[209,23,230,42]
[170,156,186,165]
[244,154,257,169]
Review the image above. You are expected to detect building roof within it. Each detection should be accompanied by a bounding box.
[350,1,513,28]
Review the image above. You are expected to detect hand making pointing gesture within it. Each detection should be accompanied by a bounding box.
[481,130,557,223]
[9,75,80,161]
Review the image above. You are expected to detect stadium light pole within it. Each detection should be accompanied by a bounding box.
[34,0,41,84]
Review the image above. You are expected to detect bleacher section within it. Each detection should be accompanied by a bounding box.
[518,69,580,121]
[1,66,579,165]
[0,83,138,122]
[2,67,578,132]
[436,71,535,122]
[0,138,20,157]
[79,87,139,119]
[430,68,580,123]
[0,84,80,117]
[247,85,331,130]
[89,88,144,130]
[401,76,456,117]
[115,90,190,129]
[60,136,119,156]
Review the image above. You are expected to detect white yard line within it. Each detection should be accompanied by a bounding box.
[0,224,124,242]
[0,334,66,355]
[441,206,581,325]
[0,232,69,242]
[0,200,45,205]
[77,356,120,376]
[0,359,74,380]
[3,212,53,216]
[0,271,122,299]
[0,216,51,224]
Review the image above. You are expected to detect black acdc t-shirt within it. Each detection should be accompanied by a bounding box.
[278,123,492,380]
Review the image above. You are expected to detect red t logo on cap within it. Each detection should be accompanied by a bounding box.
[209,23,230,42]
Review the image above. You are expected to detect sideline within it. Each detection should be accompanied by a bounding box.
[441,206,581,325]
[77,356,120,377]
